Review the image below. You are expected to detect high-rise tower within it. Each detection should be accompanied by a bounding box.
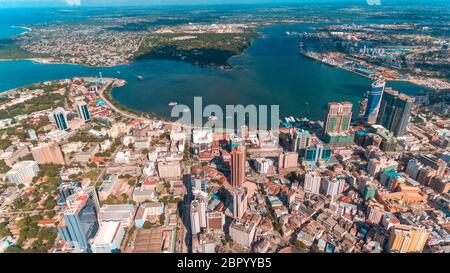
[364,79,386,124]
[53,107,69,131]
[376,89,414,137]
[323,102,353,135]
[230,146,246,188]
[75,100,91,123]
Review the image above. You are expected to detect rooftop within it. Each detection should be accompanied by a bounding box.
[93,221,122,245]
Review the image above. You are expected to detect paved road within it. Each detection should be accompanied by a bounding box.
[92,144,123,188]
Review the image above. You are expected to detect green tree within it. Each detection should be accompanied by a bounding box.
[32,239,43,249]
[293,239,308,250]
[44,198,56,210]
[4,246,22,253]
[159,214,166,225]
[143,221,153,229]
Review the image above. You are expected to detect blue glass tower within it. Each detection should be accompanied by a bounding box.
[75,101,91,123]
[57,193,99,252]
[364,79,385,124]
[304,143,331,165]
[53,107,69,131]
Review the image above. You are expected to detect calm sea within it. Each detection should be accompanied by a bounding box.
[0,8,431,121]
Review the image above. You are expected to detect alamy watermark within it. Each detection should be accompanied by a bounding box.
[171,97,280,138]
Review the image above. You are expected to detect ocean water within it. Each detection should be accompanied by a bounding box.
[0,8,431,121]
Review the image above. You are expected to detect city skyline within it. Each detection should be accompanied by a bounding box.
[0,0,445,7]
[0,0,448,257]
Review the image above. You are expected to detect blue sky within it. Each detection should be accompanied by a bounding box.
[0,0,441,7]
[0,0,373,7]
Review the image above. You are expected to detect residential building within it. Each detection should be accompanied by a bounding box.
[31,141,65,165]
[6,161,40,185]
[233,187,248,219]
[229,219,256,248]
[387,225,429,253]
[323,102,352,135]
[278,152,298,169]
[230,146,246,187]
[304,170,321,194]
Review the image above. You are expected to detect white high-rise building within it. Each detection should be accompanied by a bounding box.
[191,175,208,193]
[233,187,248,219]
[405,159,422,180]
[190,201,201,235]
[6,161,40,185]
[304,170,322,194]
[229,219,256,248]
[254,158,271,174]
[190,197,207,235]
[321,177,345,196]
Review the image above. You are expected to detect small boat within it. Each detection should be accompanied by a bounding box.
[117,71,121,74]
[137,75,144,81]
[168,102,178,107]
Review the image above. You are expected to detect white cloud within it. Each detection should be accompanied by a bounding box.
[66,0,81,5]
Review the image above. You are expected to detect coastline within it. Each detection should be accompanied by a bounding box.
[0,76,172,123]
[0,56,130,68]
[11,25,32,35]
[101,80,178,124]
[298,52,448,91]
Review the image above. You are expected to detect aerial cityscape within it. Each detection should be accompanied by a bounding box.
[0,0,449,256]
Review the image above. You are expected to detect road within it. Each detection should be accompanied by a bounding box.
[91,144,124,188]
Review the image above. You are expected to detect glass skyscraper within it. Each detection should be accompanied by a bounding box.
[58,193,99,252]
[304,143,331,165]
[53,107,69,131]
[364,79,386,124]
[376,89,414,137]
[75,100,91,123]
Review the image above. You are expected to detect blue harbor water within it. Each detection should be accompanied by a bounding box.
[0,10,432,121]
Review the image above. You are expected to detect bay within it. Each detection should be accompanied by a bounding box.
[0,11,431,121]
